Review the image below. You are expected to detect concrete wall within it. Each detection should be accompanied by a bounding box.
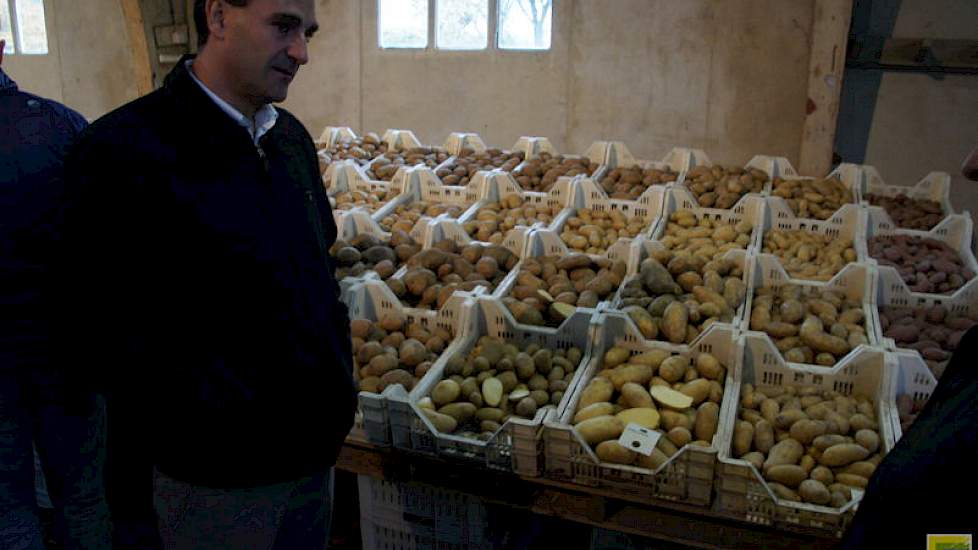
[2,0,141,121]
[862,0,978,217]
[283,0,816,168]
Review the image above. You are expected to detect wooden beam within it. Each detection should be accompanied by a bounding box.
[799,0,853,176]
[120,0,154,96]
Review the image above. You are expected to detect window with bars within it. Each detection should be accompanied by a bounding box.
[0,0,48,55]
[378,0,551,51]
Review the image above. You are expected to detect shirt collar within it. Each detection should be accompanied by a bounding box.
[0,68,18,93]
[185,60,277,145]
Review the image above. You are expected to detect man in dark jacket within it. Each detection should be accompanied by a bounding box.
[0,39,112,549]
[53,0,356,547]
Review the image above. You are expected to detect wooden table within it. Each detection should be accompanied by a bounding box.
[336,441,840,550]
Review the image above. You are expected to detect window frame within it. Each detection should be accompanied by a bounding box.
[2,0,49,56]
[376,0,552,54]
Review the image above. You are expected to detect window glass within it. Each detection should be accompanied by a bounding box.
[1,1,15,53]
[436,0,487,50]
[379,0,428,49]
[498,0,551,50]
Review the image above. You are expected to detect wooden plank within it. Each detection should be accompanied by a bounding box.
[336,442,837,549]
[799,0,853,176]
[119,0,153,96]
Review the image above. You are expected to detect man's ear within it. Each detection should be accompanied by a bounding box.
[206,0,228,42]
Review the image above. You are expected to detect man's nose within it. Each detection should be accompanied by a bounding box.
[287,34,309,66]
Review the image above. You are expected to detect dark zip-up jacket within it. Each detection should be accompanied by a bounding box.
[1,68,87,370]
[53,56,356,488]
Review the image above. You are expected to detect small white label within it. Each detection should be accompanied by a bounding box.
[850,488,865,502]
[617,423,661,456]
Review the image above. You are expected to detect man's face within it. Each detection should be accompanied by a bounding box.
[220,0,318,105]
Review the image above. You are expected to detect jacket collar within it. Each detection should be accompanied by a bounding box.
[162,54,276,148]
[0,68,18,93]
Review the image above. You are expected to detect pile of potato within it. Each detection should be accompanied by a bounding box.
[733,384,885,507]
[391,242,519,310]
[331,230,421,280]
[658,211,754,259]
[513,153,598,193]
[762,229,857,281]
[685,165,769,209]
[351,314,453,394]
[878,304,977,378]
[502,253,627,327]
[866,193,944,230]
[366,147,450,181]
[463,194,562,244]
[771,176,852,220]
[868,234,973,294]
[750,286,868,366]
[318,132,386,169]
[377,202,466,233]
[618,253,747,344]
[333,189,395,213]
[418,337,584,440]
[598,165,679,200]
[435,148,525,186]
[560,208,651,255]
[571,347,727,469]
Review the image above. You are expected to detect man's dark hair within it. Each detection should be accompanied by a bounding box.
[194,0,249,47]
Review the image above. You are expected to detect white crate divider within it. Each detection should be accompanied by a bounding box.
[884,350,938,443]
[443,132,488,156]
[357,475,492,550]
[742,254,879,371]
[716,333,897,537]
[343,279,479,446]
[542,321,742,505]
[866,211,978,303]
[370,166,481,231]
[386,297,600,476]
[754,199,870,273]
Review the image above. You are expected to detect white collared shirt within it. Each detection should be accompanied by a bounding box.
[186,60,278,145]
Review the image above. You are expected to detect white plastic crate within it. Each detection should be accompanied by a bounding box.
[755,199,869,277]
[372,167,480,231]
[344,279,478,447]
[866,210,978,302]
[381,129,425,151]
[442,175,581,259]
[860,168,954,224]
[742,254,878,369]
[386,297,599,476]
[357,475,491,550]
[870,257,978,382]
[610,242,753,351]
[885,349,938,443]
[654,186,765,248]
[542,321,742,506]
[488,229,632,330]
[512,136,558,158]
[325,158,397,201]
[766,162,864,223]
[317,125,358,148]
[443,132,488,156]
[543,185,667,261]
[714,333,897,537]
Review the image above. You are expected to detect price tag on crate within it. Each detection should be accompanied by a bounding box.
[618,423,661,456]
